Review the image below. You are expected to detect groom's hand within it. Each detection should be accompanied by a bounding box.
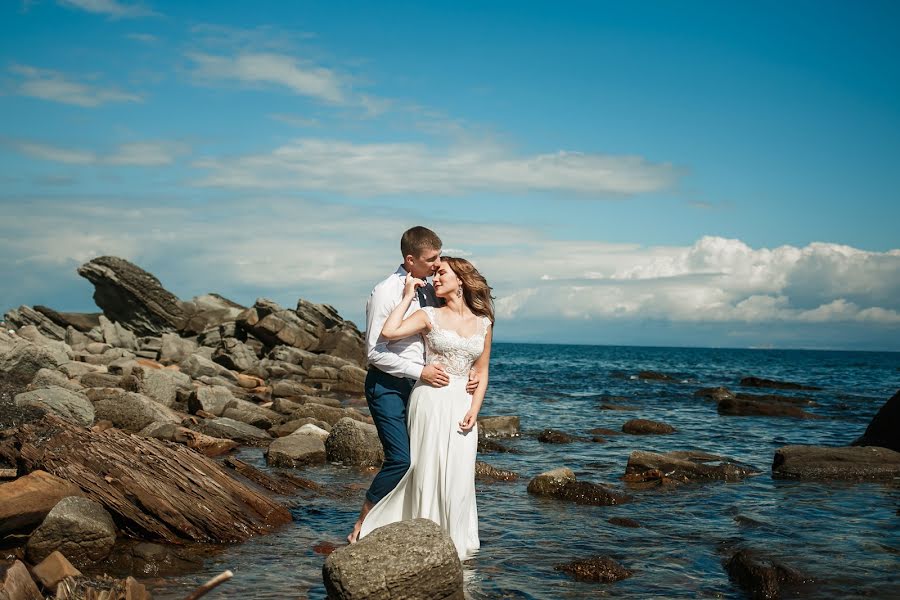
[466,369,480,394]
[421,364,450,387]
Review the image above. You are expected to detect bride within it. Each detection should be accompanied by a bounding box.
[357,256,494,561]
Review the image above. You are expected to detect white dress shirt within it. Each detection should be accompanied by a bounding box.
[366,265,436,380]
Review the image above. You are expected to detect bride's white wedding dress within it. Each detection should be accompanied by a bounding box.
[358,306,491,560]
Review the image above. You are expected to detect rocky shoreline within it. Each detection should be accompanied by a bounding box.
[1,256,898,599]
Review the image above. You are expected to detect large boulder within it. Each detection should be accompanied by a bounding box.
[98,315,139,351]
[27,367,81,392]
[86,387,180,432]
[26,496,117,565]
[0,471,84,535]
[624,450,760,484]
[179,353,238,382]
[296,298,365,366]
[181,293,246,336]
[159,333,198,364]
[212,337,260,372]
[33,305,101,333]
[852,390,900,451]
[0,339,68,383]
[188,385,237,416]
[77,256,188,336]
[325,418,384,467]
[323,519,463,599]
[238,298,321,351]
[265,431,327,467]
[134,366,187,407]
[15,387,94,427]
[772,445,900,481]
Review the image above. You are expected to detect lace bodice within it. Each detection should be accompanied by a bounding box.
[421,306,491,377]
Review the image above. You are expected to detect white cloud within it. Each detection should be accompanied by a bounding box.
[10,64,142,107]
[58,0,156,19]
[193,138,677,196]
[15,140,189,166]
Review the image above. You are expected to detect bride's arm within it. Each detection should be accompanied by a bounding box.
[381,273,431,340]
[459,327,492,432]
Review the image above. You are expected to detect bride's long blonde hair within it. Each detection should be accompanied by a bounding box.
[441,257,495,324]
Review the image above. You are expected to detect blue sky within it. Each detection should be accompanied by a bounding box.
[2,0,899,350]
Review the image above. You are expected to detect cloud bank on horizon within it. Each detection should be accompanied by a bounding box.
[2,1,899,351]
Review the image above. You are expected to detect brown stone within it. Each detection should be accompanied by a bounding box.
[622,418,675,435]
[0,471,83,535]
[0,560,42,600]
[31,551,82,592]
[555,556,633,583]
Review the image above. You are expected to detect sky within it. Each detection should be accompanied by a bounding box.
[1,0,899,351]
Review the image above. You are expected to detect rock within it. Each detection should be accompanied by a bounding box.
[624,450,761,484]
[213,337,260,372]
[475,461,518,482]
[238,298,321,350]
[33,306,101,333]
[271,379,316,398]
[295,298,366,365]
[477,415,520,437]
[78,371,121,388]
[77,256,187,336]
[298,395,343,408]
[196,416,272,445]
[622,418,675,435]
[4,305,67,340]
[323,518,463,599]
[58,361,104,379]
[0,339,67,383]
[772,445,900,481]
[135,366,184,407]
[694,386,736,401]
[0,560,42,600]
[15,387,94,427]
[86,388,180,431]
[477,437,518,454]
[325,417,384,466]
[180,353,237,382]
[221,398,281,429]
[718,397,817,419]
[181,293,246,336]
[537,429,577,443]
[188,385,236,416]
[27,367,81,392]
[555,556,633,583]
[852,389,900,451]
[588,427,622,436]
[739,376,821,391]
[31,551,82,593]
[103,540,203,577]
[98,315,139,351]
[723,548,806,599]
[159,333,198,364]
[26,496,117,565]
[527,468,631,506]
[600,403,638,411]
[272,417,332,437]
[265,431,327,467]
[295,423,330,441]
[637,371,675,381]
[290,403,370,427]
[0,470,83,535]
[608,517,641,528]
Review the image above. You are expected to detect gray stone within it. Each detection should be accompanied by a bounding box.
[290,403,369,426]
[15,387,94,427]
[477,415,520,438]
[78,371,121,388]
[694,386,736,401]
[212,337,260,372]
[58,360,104,379]
[159,333,198,365]
[555,556,633,583]
[137,367,183,407]
[98,315,139,351]
[723,548,806,599]
[0,339,67,383]
[272,417,332,437]
[188,385,235,416]
[86,387,180,432]
[772,445,900,481]
[4,305,67,340]
[180,353,237,382]
[527,467,631,506]
[325,417,384,466]
[27,368,81,392]
[26,496,117,565]
[475,461,519,482]
[271,379,316,398]
[323,519,463,599]
[197,416,272,445]
[265,431,327,467]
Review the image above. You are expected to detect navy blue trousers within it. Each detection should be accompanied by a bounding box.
[365,367,414,504]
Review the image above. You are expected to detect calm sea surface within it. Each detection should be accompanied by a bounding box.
[152,343,900,599]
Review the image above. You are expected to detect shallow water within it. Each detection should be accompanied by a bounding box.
[151,344,900,598]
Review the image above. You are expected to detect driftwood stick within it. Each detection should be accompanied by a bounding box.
[184,570,234,600]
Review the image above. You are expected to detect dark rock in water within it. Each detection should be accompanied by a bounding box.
[77,256,187,336]
[622,418,675,435]
[600,403,638,411]
[323,518,463,599]
[772,445,900,481]
[723,548,807,599]
[718,397,817,419]
[26,496,117,566]
[475,461,518,482]
[739,376,821,391]
[537,429,577,443]
[625,450,760,484]
[477,415,520,437]
[637,371,675,381]
[528,468,632,506]
[608,517,641,528]
[477,437,519,454]
[588,427,623,436]
[555,556,633,583]
[34,306,101,333]
[852,389,900,452]
[694,386,736,401]
[735,392,816,406]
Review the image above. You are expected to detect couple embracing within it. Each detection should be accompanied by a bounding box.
[346,226,494,561]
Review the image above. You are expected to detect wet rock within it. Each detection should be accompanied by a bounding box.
[31,551,82,593]
[694,386,736,401]
[323,518,463,599]
[0,470,84,535]
[120,541,203,577]
[477,415,520,437]
[555,556,633,583]
[588,427,623,436]
[265,431,327,467]
[528,467,632,506]
[537,429,577,443]
[772,445,900,481]
[0,560,42,600]
[734,392,816,406]
[26,496,117,565]
[15,387,94,427]
[622,418,675,435]
[625,450,761,483]
[477,437,519,454]
[325,417,384,467]
[600,403,638,411]
[739,376,821,391]
[196,416,272,445]
[159,332,198,364]
[77,256,187,336]
[723,548,806,599]
[852,389,900,452]
[608,517,641,528]
[475,461,519,482]
[637,371,675,381]
[718,397,817,419]
[86,387,180,432]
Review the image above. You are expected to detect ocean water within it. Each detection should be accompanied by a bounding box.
[151,343,900,599]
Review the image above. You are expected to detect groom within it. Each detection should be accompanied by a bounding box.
[348,226,479,543]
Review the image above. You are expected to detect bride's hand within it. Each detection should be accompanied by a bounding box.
[459,410,478,432]
[404,273,426,298]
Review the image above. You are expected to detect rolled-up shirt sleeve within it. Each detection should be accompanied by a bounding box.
[366,280,424,380]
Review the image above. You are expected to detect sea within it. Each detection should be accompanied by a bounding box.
[151,343,900,599]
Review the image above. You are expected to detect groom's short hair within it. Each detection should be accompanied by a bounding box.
[401,226,442,258]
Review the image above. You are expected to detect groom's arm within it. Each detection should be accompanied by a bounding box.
[366,282,424,380]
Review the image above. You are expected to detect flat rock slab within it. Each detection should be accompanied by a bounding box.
[772,445,900,481]
[622,418,675,435]
[477,415,520,438]
[323,518,463,599]
[196,416,272,445]
[555,556,633,583]
[625,450,760,484]
[86,387,180,432]
[0,470,84,535]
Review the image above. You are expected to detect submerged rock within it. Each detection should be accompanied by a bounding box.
[637,371,675,381]
[739,376,821,391]
[622,418,675,435]
[475,461,519,482]
[537,429,578,443]
[723,548,807,599]
[625,450,760,484]
[718,397,817,419]
[851,389,900,452]
[527,467,631,506]
[694,386,736,402]
[555,556,633,583]
[772,445,900,481]
[607,517,641,528]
